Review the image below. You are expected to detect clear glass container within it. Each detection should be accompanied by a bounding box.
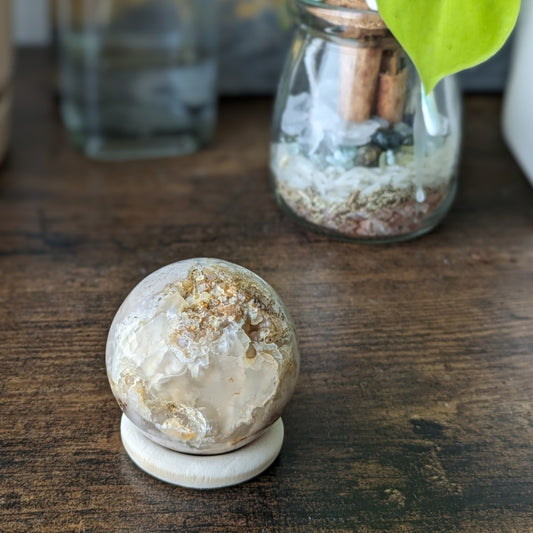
[56,0,218,160]
[270,0,462,242]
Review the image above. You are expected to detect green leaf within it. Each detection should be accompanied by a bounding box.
[376,0,521,93]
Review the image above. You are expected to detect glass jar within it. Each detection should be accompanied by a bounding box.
[56,0,218,160]
[270,0,462,242]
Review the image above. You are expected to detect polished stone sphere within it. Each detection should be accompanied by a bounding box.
[106,258,300,455]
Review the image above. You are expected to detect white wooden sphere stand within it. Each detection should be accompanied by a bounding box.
[120,414,284,489]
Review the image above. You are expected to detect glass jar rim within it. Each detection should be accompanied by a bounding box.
[294,0,390,40]
[297,0,379,15]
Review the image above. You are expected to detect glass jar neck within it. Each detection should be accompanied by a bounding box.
[294,0,395,45]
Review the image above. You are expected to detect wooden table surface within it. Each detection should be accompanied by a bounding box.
[1,50,532,533]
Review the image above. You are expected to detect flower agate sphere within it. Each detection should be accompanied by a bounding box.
[106,258,300,455]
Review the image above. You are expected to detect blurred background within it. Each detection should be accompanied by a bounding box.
[12,0,294,96]
[2,0,517,163]
[10,0,514,94]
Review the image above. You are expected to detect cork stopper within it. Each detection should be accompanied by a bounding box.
[324,0,370,7]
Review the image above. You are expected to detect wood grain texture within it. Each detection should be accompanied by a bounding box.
[1,50,533,533]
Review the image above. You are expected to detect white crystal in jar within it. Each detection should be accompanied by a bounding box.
[106,258,300,455]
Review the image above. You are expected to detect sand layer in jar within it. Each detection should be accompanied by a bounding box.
[271,134,458,239]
